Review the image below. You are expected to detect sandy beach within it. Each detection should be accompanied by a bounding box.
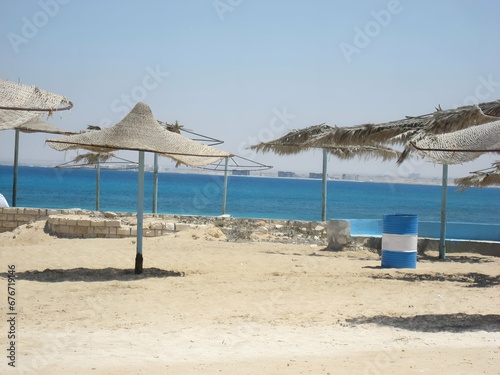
[1,220,499,375]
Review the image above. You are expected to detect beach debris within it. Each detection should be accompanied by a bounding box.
[205,227,227,241]
[104,211,117,218]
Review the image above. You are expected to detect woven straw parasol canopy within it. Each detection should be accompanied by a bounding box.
[47,102,231,275]
[47,102,231,166]
[0,78,72,130]
[410,120,500,164]
[15,116,74,135]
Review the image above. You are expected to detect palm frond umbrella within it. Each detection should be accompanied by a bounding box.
[306,101,500,259]
[0,77,73,130]
[397,105,500,164]
[408,120,500,164]
[7,117,74,206]
[400,107,500,259]
[455,162,500,189]
[47,102,231,274]
[250,125,400,221]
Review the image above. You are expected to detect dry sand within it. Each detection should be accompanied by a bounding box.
[0,220,499,374]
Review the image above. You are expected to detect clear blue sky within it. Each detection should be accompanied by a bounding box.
[1,0,499,178]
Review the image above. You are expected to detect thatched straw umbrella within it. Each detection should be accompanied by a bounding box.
[250,124,400,221]
[47,102,231,274]
[5,117,74,206]
[304,100,500,259]
[455,162,500,189]
[408,120,500,164]
[0,78,73,205]
[0,77,73,129]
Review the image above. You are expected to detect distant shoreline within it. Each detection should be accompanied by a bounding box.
[1,162,493,188]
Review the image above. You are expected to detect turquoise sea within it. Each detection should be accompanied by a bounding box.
[0,165,499,224]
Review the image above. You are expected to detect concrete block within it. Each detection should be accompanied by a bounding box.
[2,221,18,228]
[174,223,192,232]
[117,228,131,236]
[327,220,352,250]
[23,208,40,216]
[65,219,78,226]
[71,226,89,235]
[144,230,156,237]
[47,217,59,225]
[57,226,70,234]
[90,220,106,227]
[93,227,109,235]
[149,222,163,230]
[164,222,176,231]
[77,219,91,227]
[105,220,121,228]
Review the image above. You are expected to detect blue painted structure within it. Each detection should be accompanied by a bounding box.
[348,218,500,242]
[381,214,418,269]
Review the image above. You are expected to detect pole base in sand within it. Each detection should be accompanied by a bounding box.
[134,253,143,274]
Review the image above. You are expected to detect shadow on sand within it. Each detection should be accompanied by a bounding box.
[418,254,494,264]
[369,272,500,288]
[0,267,184,282]
[347,313,500,333]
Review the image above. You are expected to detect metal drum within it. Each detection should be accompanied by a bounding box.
[381,214,418,268]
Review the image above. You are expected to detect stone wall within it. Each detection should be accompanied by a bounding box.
[0,207,69,233]
[45,214,177,238]
[0,207,328,242]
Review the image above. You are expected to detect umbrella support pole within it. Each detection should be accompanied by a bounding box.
[439,164,448,260]
[222,157,229,215]
[96,160,100,211]
[152,153,158,214]
[134,253,143,274]
[135,151,145,274]
[12,129,20,207]
[321,149,327,221]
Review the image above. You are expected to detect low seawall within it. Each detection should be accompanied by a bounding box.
[0,208,498,256]
[348,218,500,242]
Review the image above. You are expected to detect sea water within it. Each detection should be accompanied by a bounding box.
[0,165,498,224]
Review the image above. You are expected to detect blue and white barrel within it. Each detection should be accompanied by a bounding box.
[381,214,418,268]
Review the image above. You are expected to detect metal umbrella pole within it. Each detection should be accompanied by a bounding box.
[135,151,145,274]
[439,164,448,259]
